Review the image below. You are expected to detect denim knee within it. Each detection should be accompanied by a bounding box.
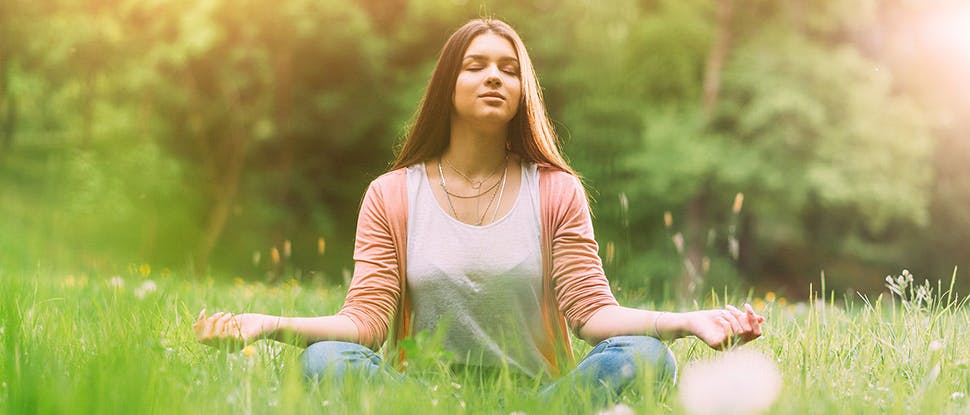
[301,341,381,382]
[604,335,678,383]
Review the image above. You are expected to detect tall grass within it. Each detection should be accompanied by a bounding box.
[1,269,967,414]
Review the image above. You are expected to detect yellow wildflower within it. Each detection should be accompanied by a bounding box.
[318,237,326,255]
[765,292,776,303]
[242,345,256,357]
[139,263,151,276]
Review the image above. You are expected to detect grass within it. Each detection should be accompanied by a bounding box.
[1,268,968,414]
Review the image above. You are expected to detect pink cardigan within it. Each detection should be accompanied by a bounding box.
[336,164,618,376]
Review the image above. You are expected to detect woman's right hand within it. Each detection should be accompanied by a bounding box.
[192,309,275,350]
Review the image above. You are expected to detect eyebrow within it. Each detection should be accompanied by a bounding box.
[462,54,519,63]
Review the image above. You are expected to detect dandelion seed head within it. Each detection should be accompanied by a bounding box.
[134,280,157,298]
[929,340,943,352]
[109,276,125,288]
[952,392,966,400]
[679,350,782,415]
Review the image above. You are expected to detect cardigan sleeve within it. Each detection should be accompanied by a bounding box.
[336,180,402,351]
[550,174,619,332]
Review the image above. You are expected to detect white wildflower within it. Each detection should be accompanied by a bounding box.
[929,340,943,352]
[109,276,125,288]
[952,392,965,400]
[134,280,158,299]
[597,403,635,415]
[679,350,782,415]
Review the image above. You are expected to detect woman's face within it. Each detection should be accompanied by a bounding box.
[452,33,522,128]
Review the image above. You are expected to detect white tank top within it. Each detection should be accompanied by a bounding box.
[405,161,547,377]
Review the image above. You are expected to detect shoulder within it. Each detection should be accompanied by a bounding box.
[363,167,410,199]
[537,165,584,197]
[370,167,409,189]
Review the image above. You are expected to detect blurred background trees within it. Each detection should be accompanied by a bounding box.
[1,0,966,298]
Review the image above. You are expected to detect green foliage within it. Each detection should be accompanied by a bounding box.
[0,0,962,293]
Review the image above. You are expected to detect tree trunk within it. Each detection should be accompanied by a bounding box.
[195,130,247,274]
[682,0,735,299]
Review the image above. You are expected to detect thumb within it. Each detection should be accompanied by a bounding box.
[193,308,207,328]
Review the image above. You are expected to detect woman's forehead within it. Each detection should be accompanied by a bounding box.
[463,33,518,61]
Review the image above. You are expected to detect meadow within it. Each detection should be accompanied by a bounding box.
[1,268,967,415]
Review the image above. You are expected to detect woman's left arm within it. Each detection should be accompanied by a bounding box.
[579,303,765,350]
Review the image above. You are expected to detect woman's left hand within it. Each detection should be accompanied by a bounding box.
[686,304,765,350]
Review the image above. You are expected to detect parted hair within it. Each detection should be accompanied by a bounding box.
[389,18,576,176]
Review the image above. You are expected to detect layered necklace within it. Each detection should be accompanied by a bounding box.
[437,154,509,226]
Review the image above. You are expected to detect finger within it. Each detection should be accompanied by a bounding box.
[744,303,755,315]
[744,303,766,323]
[228,316,243,338]
[723,311,743,335]
[192,310,205,333]
[203,312,226,338]
[727,305,752,332]
[214,313,234,337]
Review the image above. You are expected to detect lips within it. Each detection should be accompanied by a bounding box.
[479,91,506,100]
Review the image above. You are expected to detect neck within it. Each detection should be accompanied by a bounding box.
[443,119,508,176]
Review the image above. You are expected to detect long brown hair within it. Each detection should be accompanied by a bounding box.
[389,19,576,176]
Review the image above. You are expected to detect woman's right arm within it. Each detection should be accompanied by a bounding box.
[194,175,404,351]
[193,310,359,349]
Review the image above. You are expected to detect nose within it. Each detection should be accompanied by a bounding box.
[485,67,502,88]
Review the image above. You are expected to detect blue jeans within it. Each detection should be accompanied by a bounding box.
[301,336,676,403]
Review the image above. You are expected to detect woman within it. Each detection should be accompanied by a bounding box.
[194,18,764,403]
